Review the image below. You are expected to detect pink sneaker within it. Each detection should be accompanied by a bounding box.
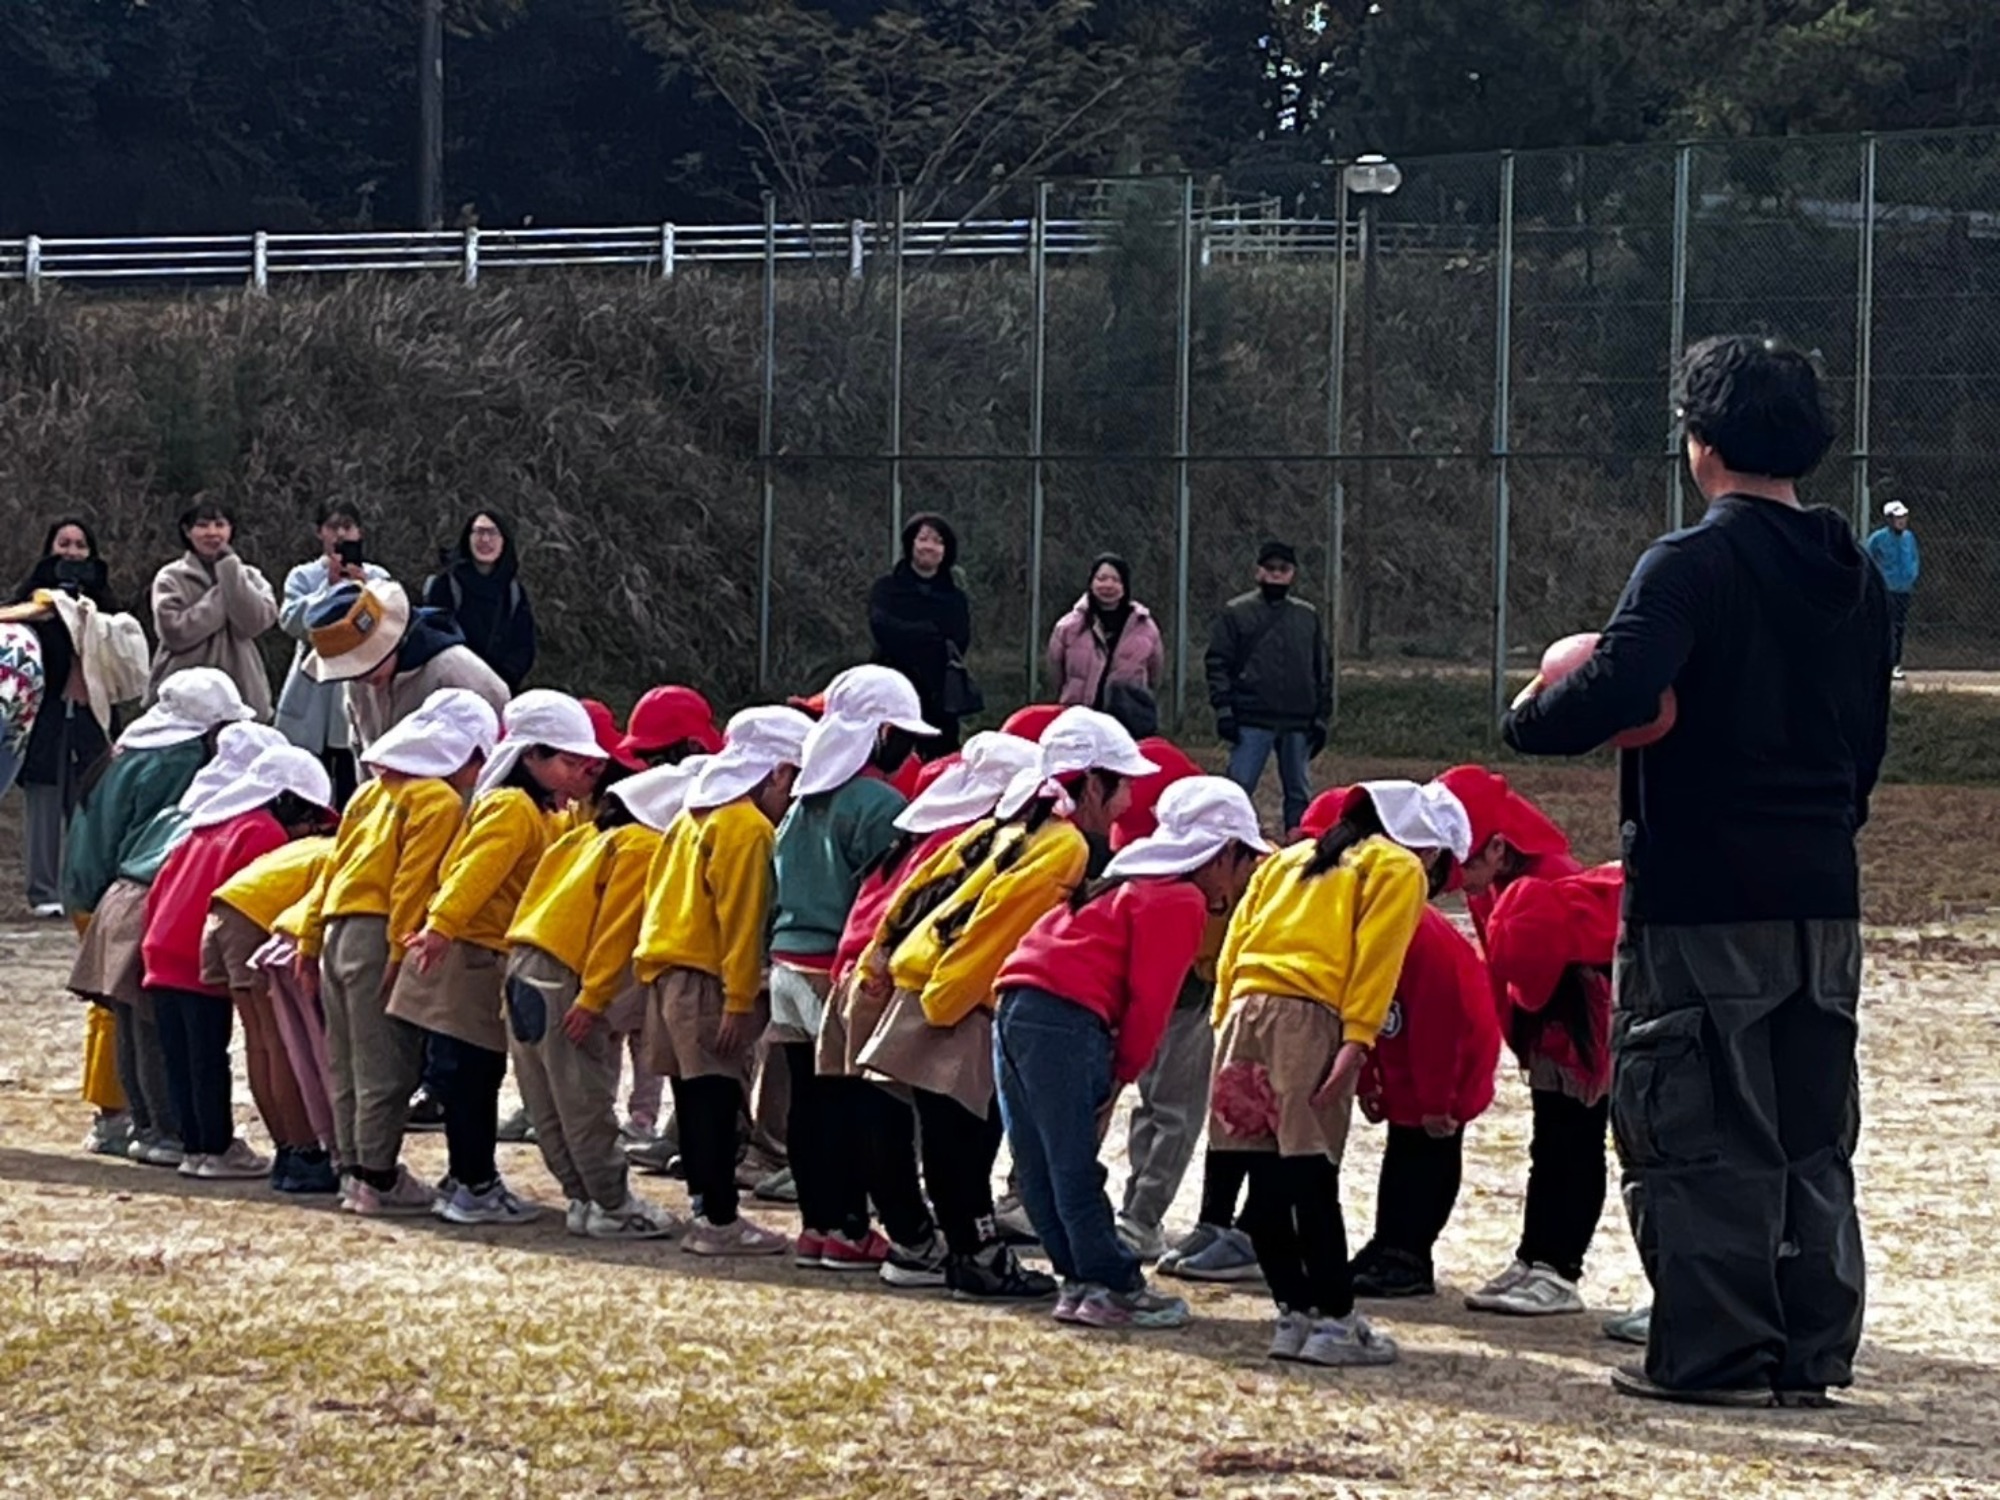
[820,1229,891,1272]
[794,1230,829,1269]
[682,1215,791,1257]
[348,1167,437,1218]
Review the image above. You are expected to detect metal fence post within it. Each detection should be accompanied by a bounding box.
[1667,144,1691,530]
[251,231,269,293]
[848,219,866,280]
[1324,173,1350,727]
[889,189,907,559]
[1490,153,1517,727]
[462,226,479,287]
[757,193,778,690]
[1025,182,1050,700]
[660,223,676,279]
[1852,135,1878,535]
[24,235,40,300]
[1172,175,1195,726]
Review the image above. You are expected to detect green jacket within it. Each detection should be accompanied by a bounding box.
[770,775,906,960]
[117,807,193,888]
[62,741,206,914]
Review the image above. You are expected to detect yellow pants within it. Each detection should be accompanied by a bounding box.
[82,1003,126,1113]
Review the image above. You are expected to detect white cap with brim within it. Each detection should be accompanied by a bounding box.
[363,688,501,780]
[995,705,1159,820]
[177,723,288,816]
[1104,776,1271,879]
[474,690,608,798]
[792,665,938,799]
[685,706,815,812]
[610,755,712,833]
[1358,779,1474,862]
[893,733,1042,834]
[186,745,336,830]
[117,667,257,752]
[303,581,413,683]
[1883,500,1909,518]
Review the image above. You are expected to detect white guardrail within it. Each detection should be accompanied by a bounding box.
[0,212,1378,290]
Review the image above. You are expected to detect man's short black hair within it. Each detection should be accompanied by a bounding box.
[1673,335,1835,479]
[317,499,364,529]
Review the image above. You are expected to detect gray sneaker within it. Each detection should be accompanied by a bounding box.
[1170,1226,1263,1283]
[1298,1313,1399,1367]
[1468,1263,1584,1317]
[1464,1258,1534,1309]
[1603,1305,1652,1345]
[83,1112,134,1158]
[625,1135,681,1176]
[495,1107,535,1144]
[1156,1222,1224,1275]
[439,1180,542,1227]
[752,1166,798,1204]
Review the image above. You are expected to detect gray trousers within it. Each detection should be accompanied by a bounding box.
[1121,1003,1215,1230]
[107,998,180,1142]
[507,948,629,1210]
[1615,919,1865,1394]
[321,916,425,1173]
[23,783,65,908]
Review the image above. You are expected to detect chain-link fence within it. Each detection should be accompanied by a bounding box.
[736,129,2000,728]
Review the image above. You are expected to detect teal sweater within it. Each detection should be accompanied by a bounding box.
[770,774,906,960]
[62,741,207,915]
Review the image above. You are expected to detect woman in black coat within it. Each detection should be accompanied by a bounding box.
[14,518,115,915]
[868,512,971,756]
[422,508,538,692]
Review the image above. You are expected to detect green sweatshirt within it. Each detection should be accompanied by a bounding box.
[770,774,905,961]
[62,741,207,915]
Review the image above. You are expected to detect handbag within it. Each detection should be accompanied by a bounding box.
[940,641,984,718]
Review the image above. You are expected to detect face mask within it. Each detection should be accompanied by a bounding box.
[53,558,94,591]
[1258,581,1290,603]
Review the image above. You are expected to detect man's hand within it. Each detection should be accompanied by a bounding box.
[1307,724,1327,759]
[1216,714,1240,746]
[404,929,450,975]
[1311,1041,1369,1110]
[561,1003,600,1047]
[715,1009,755,1058]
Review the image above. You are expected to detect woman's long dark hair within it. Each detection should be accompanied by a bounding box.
[1305,796,1455,898]
[1509,964,1606,1078]
[15,516,113,608]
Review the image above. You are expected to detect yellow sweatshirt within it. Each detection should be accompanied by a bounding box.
[295,776,467,956]
[425,787,559,952]
[507,821,663,1013]
[1212,834,1427,1046]
[216,836,335,933]
[888,817,1090,1028]
[633,800,775,1014]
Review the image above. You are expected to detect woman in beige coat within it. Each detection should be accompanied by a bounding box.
[148,501,280,721]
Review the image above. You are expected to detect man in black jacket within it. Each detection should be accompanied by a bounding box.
[1204,541,1330,833]
[1505,336,1891,1408]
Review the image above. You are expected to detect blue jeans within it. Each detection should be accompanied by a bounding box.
[1226,727,1312,834]
[994,987,1139,1292]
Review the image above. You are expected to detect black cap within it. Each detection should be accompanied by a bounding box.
[1258,539,1297,567]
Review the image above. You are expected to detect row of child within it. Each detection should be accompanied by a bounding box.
[63,659,1624,1369]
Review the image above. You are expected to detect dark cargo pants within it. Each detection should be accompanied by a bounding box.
[1614,920,1865,1394]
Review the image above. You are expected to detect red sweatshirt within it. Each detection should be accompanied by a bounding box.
[1485,863,1623,1102]
[142,809,289,997]
[995,877,1210,1085]
[831,823,968,984]
[1361,906,1502,1128]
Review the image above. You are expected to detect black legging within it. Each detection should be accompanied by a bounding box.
[1517,1088,1609,1283]
[1240,1151,1353,1318]
[1371,1124,1465,1261]
[427,1032,508,1193]
[1197,1148,1253,1228]
[152,987,235,1157]
[913,1087,1004,1255]
[782,1042,867,1236]
[842,1077,934,1247]
[672,1074,746,1225]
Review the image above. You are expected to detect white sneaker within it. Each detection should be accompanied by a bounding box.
[1464,1258,1534,1309]
[176,1154,208,1179]
[1298,1313,1400,1367]
[439,1180,542,1227]
[1115,1212,1168,1263]
[32,902,65,919]
[1471,1262,1585,1316]
[682,1215,791,1257]
[1891,666,1906,681]
[196,1139,272,1181]
[566,1199,590,1236]
[585,1193,684,1240]
[349,1166,440,1218]
[1269,1310,1312,1362]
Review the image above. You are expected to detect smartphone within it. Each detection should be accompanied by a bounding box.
[336,538,366,570]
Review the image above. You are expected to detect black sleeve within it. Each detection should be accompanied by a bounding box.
[868,576,939,654]
[1311,608,1332,727]
[1204,606,1239,712]
[1504,538,1703,757]
[1850,574,1893,828]
[497,587,537,691]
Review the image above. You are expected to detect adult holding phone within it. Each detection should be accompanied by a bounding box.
[275,501,390,807]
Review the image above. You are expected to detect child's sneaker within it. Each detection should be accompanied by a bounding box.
[197,1139,272,1181]
[820,1229,891,1272]
[439,1180,542,1227]
[1053,1281,1091,1324]
[682,1215,791,1257]
[1268,1310,1312,1361]
[624,1135,681,1177]
[948,1243,1058,1303]
[1075,1284,1193,1330]
[1469,1263,1584,1317]
[992,1195,1040,1247]
[881,1230,950,1290]
[1298,1313,1399,1367]
[1603,1305,1652,1346]
[350,1167,438,1218]
[176,1153,208,1178]
[1114,1212,1168,1263]
[794,1229,829,1268]
[566,1199,591,1236]
[1464,1259,1534,1310]
[494,1106,535,1143]
[1172,1226,1263,1283]
[406,1089,447,1133]
[585,1193,683,1240]
[1350,1243,1436,1299]
[83,1112,133,1158]
[1157,1222,1224,1275]
[753,1167,798,1204]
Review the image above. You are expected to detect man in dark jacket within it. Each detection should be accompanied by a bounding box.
[868,513,972,757]
[1204,540,1330,833]
[1504,336,1891,1409]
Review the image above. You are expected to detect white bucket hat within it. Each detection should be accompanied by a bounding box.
[117,667,256,752]
[893,732,1042,834]
[363,688,501,780]
[610,755,712,833]
[685,706,815,812]
[1103,776,1271,878]
[792,666,938,799]
[186,745,336,830]
[1358,779,1474,862]
[475,690,608,797]
[995,705,1158,820]
[177,723,288,817]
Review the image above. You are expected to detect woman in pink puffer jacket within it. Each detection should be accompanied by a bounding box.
[1045,554,1165,710]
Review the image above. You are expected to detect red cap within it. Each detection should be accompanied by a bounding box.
[888,751,924,801]
[584,698,646,772]
[1110,737,1205,849]
[1485,863,1623,1008]
[1435,765,1571,861]
[1000,703,1064,741]
[910,753,960,799]
[621,685,724,760]
[1296,785,1363,841]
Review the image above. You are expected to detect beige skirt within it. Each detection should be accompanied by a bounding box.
[68,877,149,1010]
[639,968,769,1088]
[856,986,994,1115]
[386,938,508,1054]
[200,903,268,994]
[1210,992,1357,1163]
